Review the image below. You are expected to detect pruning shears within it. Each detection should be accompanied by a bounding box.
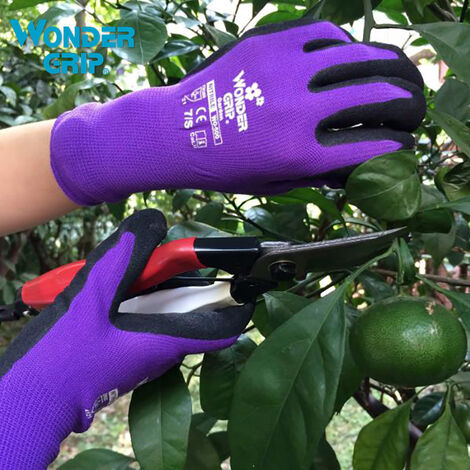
[0,227,406,322]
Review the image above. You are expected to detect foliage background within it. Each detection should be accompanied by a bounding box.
[2,0,470,468]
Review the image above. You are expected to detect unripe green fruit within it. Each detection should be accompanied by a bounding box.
[350,297,467,387]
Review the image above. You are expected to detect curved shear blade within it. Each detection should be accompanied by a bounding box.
[251,227,407,281]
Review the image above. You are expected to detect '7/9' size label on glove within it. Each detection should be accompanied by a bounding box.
[181,69,264,149]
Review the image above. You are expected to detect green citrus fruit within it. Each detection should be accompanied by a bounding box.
[453,401,470,443]
[350,297,467,387]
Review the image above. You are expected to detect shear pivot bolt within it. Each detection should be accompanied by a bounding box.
[270,261,296,281]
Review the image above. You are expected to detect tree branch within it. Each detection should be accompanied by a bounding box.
[373,268,470,287]
[363,0,375,42]
[354,383,422,445]
[429,3,457,21]
[373,23,413,30]
[186,360,203,384]
[461,0,469,21]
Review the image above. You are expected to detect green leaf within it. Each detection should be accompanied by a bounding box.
[415,0,436,15]
[195,202,224,227]
[253,0,270,15]
[353,401,412,470]
[200,335,256,419]
[129,368,192,470]
[253,291,312,337]
[9,0,52,10]
[2,259,16,274]
[184,428,221,470]
[2,282,16,305]
[0,86,17,107]
[172,189,195,211]
[321,0,382,24]
[271,203,310,241]
[397,237,416,284]
[174,15,201,28]
[58,449,134,469]
[377,0,409,24]
[414,23,470,87]
[436,161,470,201]
[410,401,470,470]
[43,78,106,119]
[37,3,83,27]
[429,196,470,216]
[311,435,340,470]
[209,431,230,462]
[420,221,456,266]
[204,25,236,48]
[229,287,346,470]
[435,78,470,122]
[107,200,127,221]
[191,412,217,435]
[334,306,363,412]
[113,11,168,65]
[125,0,164,16]
[407,208,454,233]
[411,392,445,427]
[428,109,470,158]
[448,214,470,266]
[359,271,395,301]
[270,188,343,220]
[256,9,303,25]
[419,277,470,336]
[155,39,200,61]
[244,207,277,234]
[404,0,439,22]
[166,221,228,241]
[345,151,421,221]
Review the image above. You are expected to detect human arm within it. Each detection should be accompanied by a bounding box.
[0,120,79,236]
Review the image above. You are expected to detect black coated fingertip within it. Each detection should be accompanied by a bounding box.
[116,209,167,240]
[309,43,424,91]
[317,126,415,149]
[316,76,425,135]
[368,42,424,89]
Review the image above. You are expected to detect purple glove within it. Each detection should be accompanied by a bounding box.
[50,18,425,205]
[0,209,253,469]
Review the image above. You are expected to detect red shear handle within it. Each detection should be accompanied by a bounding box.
[22,237,206,311]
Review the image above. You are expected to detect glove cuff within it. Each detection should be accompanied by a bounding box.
[49,86,185,206]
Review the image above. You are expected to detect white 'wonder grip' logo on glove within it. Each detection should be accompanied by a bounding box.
[182,69,265,149]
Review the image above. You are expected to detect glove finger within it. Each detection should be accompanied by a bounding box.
[54,209,168,316]
[259,127,413,191]
[113,303,254,353]
[315,77,425,135]
[308,43,424,90]
[318,127,415,175]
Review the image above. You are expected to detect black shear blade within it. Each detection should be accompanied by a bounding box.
[251,227,407,281]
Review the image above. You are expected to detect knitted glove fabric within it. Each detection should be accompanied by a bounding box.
[0,209,253,469]
[50,18,425,205]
